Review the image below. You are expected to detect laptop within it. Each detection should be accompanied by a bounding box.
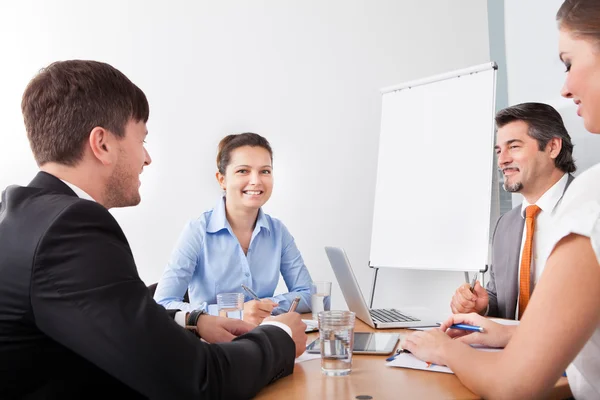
[324,246,440,329]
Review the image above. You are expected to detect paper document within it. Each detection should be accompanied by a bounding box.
[490,318,520,326]
[303,319,319,333]
[295,351,321,364]
[406,326,438,331]
[386,346,501,374]
[386,352,453,373]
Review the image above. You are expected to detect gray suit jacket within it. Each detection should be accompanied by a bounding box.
[486,174,575,319]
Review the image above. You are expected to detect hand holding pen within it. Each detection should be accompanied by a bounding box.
[240,284,278,325]
[439,313,515,348]
[450,272,489,315]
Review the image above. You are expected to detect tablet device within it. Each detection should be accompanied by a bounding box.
[306,332,399,355]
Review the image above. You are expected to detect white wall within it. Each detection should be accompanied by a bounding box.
[0,0,490,316]
[504,0,600,207]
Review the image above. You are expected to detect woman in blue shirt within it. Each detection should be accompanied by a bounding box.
[154,132,312,325]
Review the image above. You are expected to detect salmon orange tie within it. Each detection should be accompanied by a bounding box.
[518,204,542,320]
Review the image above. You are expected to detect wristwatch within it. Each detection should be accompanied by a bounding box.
[185,309,207,336]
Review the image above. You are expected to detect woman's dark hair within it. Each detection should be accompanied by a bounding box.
[216,133,273,174]
[557,0,600,45]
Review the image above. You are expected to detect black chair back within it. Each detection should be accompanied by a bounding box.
[147,283,189,303]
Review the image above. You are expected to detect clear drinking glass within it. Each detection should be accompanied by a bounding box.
[216,293,244,319]
[311,281,332,320]
[318,310,355,376]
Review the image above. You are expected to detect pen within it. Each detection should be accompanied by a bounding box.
[469,272,478,293]
[241,284,261,301]
[450,323,485,333]
[385,348,411,362]
[287,296,301,313]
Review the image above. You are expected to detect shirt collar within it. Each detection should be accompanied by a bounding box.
[206,195,270,235]
[520,173,568,218]
[59,179,96,202]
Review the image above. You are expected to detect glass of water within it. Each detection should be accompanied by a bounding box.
[216,293,244,319]
[318,310,355,376]
[311,281,332,319]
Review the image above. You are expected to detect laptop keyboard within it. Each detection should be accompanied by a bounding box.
[369,308,420,323]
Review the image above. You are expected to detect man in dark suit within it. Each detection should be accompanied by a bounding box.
[0,60,307,399]
[450,103,576,320]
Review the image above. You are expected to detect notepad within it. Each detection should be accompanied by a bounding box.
[490,318,520,326]
[386,346,501,374]
[295,351,321,364]
[303,319,319,333]
[386,352,454,373]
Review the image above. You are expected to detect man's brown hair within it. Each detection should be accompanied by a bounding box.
[21,60,149,166]
[495,102,576,173]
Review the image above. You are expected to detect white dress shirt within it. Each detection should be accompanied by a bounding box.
[58,177,292,338]
[60,179,95,202]
[514,173,569,319]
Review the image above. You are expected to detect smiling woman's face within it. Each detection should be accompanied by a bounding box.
[559,29,600,134]
[217,145,274,212]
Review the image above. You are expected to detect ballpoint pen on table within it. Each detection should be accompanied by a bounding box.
[469,272,478,293]
[241,284,261,301]
[288,296,301,313]
[385,348,411,362]
[385,349,436,368]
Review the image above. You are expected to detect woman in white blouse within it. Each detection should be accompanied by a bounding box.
[403,1,600,399]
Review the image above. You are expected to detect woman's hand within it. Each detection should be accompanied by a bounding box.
[243,299,278,325]
[440,313,515,348]
[402,313,516,366]
[402,328,455,366]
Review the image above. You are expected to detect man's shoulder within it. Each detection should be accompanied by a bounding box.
[503,204,522,218]
[494,204,523,233]
[1,184,115,235]
[6,183,105,214]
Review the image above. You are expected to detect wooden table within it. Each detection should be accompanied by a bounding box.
[255,315,572,399]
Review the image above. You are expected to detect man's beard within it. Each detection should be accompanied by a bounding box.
[503,180,523,193]
[104,159,140,208]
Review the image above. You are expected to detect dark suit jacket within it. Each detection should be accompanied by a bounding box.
[486,174,575,319]
[0,172,294,399]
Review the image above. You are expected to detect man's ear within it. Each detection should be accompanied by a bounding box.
[548,137,563,159]
[216,171,226,190]
[89,127,116,165]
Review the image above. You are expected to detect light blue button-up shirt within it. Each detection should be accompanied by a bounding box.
[154,196,312,315]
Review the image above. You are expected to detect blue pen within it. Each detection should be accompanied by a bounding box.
[450,323,484,333]
[386,349,411,362]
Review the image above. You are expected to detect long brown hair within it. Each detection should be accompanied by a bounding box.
[557,0,600,44]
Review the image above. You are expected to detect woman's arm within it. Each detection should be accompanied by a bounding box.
[153,221,204,312]
[405,234,600,399]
